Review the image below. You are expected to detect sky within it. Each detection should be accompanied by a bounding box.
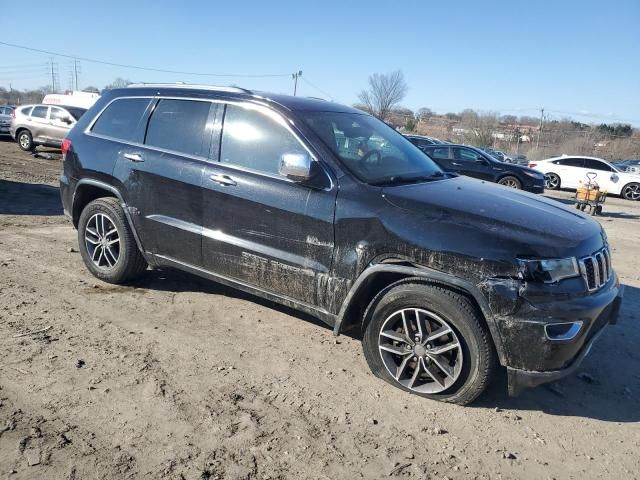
[1,0,639,125]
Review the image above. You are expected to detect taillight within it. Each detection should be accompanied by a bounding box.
[61,138,72,156]
[11,110,15,118]
[528,163,537,168]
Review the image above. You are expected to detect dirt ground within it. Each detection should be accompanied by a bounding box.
[0,136,638,480]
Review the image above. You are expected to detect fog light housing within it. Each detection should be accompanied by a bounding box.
[544,321,583,341]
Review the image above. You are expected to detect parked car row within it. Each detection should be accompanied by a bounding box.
[421,143,544,193]
[403,134,639,201]
[615,159,640,173]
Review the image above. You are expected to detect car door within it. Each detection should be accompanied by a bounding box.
[111,97,215,267]
[28,105,50,143]
[554,157,586,188]
[583,159,620,192]
[423,146,452,170]
[48,107,74,145]
[200,102,336,307]
[451,147,494,180]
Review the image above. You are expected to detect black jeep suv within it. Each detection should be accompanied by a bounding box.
[60,84,622,405]
[422,143,545,193]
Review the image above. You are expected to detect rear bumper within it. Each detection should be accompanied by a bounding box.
[506,286,623,396]
[59,174,73,219]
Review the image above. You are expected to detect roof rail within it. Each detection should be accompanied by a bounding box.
[306,96,327,101]
[126,83,253,94]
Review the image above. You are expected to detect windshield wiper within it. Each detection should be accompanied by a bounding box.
[371,171,446,186]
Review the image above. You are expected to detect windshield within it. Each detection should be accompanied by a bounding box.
[301,111,444,185]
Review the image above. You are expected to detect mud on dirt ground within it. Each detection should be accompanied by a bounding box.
[0,138,639,479]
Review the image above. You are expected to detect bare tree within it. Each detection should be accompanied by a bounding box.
[104,78,133,90]
[416,107,433,121]
[357,70,408,120]
[461,112,499,147]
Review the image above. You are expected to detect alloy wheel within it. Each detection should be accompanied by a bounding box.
[545,174,560,189]
[622,184,640,201]
[84,213,120,269]
[378,308,463,394]
[19,133,30,149]
[499,178,519,188]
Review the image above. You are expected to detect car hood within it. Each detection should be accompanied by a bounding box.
[382,176,604,259]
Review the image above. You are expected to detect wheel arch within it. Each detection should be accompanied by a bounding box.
[544,171,561,188]
[72,179,147,256]
[334,262,508,365]
[496,172,522,185]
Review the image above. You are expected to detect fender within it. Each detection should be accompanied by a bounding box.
[73,178,148,259]
[333,262,508,365]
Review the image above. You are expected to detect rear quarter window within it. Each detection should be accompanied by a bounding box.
[20,106,33,116]
[91,98,151,141]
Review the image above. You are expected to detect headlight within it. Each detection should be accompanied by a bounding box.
[517,257,580,283]
[523,170,543,178]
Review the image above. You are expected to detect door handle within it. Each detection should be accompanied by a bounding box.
[452,162,462,166]
[123,153,144,162]
[209,173,236,186]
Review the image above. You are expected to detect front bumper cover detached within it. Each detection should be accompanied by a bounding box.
[507,289,623,396]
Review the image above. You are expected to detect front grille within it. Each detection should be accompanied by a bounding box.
[579,246,611,291]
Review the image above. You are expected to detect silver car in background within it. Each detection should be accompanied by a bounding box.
[0,105,14,136]
[10,104,87,151]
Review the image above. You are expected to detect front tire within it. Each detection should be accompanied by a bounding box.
[77,197,147,283]
[621,183,640,201]
[362,282,496,405]
[497,175,522,189]
[17,130,34,152]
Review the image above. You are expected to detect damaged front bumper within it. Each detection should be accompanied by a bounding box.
[504,281,623,396]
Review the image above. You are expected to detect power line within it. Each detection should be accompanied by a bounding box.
[0,40,292,78]
[300,77,336,101]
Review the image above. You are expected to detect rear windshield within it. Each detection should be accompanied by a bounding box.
[63,106,87,121]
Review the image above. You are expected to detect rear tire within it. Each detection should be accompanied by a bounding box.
[362,281,496,405]
[77,197,147,283]
[17,130,34,152]
[497,175,521,189]
[544,173,561,190]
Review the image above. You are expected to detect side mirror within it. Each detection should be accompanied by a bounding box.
[279,153,312,181]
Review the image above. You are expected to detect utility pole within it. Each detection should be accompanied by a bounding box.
[292,70,302,96]
[73,59,79,90]
[536,107,544,149]
[50,58,57,93]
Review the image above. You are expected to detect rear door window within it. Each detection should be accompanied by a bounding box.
[144,99,212,157]
[91,98,151,142]
[220,104,307,176]
[31,106,48,119]
[556,158,585,168]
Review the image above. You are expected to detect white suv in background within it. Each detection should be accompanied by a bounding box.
[530,155,640,201]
